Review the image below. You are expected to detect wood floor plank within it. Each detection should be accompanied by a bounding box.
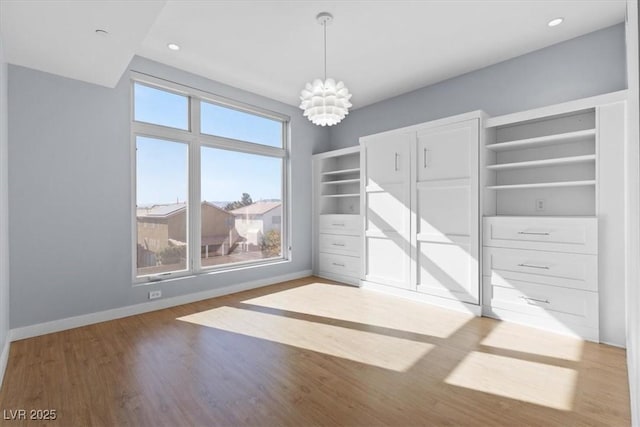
[0,276,631,426]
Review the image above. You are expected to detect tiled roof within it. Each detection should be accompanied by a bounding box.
[137,203,186,218]
[230,201,281,216]
[137,201,230,218]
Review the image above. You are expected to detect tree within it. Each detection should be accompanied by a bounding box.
[261,230,281,257]
[225,193,253,211]
[157,242,186,265]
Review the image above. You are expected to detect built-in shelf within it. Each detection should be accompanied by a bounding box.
[486,154,596,171]
[322,178,360,185]
[321,193,360,198]
[487,180,596,190]
[322,167,360,176]
[486,129,596,152]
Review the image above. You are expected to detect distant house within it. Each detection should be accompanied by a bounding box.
[230,201,282,246]
[137,202,240,263]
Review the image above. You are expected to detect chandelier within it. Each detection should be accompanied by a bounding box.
[299,12,352,127]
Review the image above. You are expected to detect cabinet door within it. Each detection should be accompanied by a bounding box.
[417,120,476,182]
[415,120,480,303]
[362,132,412,289]
[363,133,411,189]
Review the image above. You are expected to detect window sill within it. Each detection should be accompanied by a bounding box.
[133,257,291,287]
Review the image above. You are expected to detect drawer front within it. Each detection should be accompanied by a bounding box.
[319,233,361,257]
[319,253,360,277]
[483,217,597,254]
[319,214,361,236]
[483,247,597,292]
[483,277,598,327]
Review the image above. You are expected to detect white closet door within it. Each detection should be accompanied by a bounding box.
[362,132,412,289]
[415,120,480,303]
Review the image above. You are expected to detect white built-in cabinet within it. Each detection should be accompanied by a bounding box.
[312,147,361,286]
[360,113,482,312]
[311,91,627,345]
[482,92,627,342]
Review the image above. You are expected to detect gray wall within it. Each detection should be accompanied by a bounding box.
[329,23,627,346]
[8,56,327,328]
[0,37,9,358]
[330,24,626,149]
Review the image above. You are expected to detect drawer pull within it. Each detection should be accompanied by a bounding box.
[331,223,345,227]
[332,262,346,267]
[520,296,550,305]
[517,231,550,236]
[331,243,346,247]
[517,263,550,270]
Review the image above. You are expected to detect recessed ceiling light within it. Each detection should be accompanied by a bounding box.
[95,29,109,36]
[548,17,564,27]
[167,43,180,51]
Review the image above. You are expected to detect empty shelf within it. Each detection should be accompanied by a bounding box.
[322,168,360,176]
[486,129,596,151]
[322,178,360,185]
[321,193,360,198]
[486,180,596,190]
[487,154,596,170]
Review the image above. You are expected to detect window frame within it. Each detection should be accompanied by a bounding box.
[130,72,291,285]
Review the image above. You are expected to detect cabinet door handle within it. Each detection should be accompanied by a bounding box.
[331,223,345,227]
[394,153,399,171]
[332,262,346,267]
[423,148,429,168]
[519,296,550,305]
[331,243,346,247]
[517,263,550,270]
[517,231,550,236]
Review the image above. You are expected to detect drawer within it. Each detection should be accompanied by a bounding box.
[483,247,597,292]
[319,214,361,236]
[483,277,598,328]
[319,253,360,277]
[319,233,361,257]
[483,216,597,254]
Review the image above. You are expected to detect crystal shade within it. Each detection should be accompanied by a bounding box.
[300,78,352,126]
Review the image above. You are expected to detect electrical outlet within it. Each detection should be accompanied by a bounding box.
[149,290,162,300]
[535,199,545,211]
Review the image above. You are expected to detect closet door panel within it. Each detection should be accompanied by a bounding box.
[418,241,477,303]
[362,131,412,290]
[364,134,410,188]
[366,235,411,289]
[366,185,409,235]
[417,123,474,182]
[414,119,480,304]
[417,185,470,239]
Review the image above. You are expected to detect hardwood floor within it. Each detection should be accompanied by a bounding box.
[0,277,630,426]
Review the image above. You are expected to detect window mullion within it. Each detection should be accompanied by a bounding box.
[190,97,202,273]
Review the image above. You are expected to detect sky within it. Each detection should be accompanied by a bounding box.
[134,84,283,206]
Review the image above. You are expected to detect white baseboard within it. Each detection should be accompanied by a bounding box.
[360,280,482,316]
[11,270,312,341]
[0,334,10,388]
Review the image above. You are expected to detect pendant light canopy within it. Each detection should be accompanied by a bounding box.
[299,12,352,127]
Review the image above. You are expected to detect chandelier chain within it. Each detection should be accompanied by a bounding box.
[323,21,327,81]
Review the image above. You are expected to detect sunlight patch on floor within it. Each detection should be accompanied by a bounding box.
[445,351,577,410]
[242,282,472,339]
[480,322,584,362]
[177,305,434,372]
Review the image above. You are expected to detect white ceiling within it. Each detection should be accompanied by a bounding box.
[0,0,166,88]
[0,1,627,109]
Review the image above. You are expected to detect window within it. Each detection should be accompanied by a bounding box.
[135,136,188,277]
[201,101,282,147]
[132,75,289,281]
[134,83,189,130]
